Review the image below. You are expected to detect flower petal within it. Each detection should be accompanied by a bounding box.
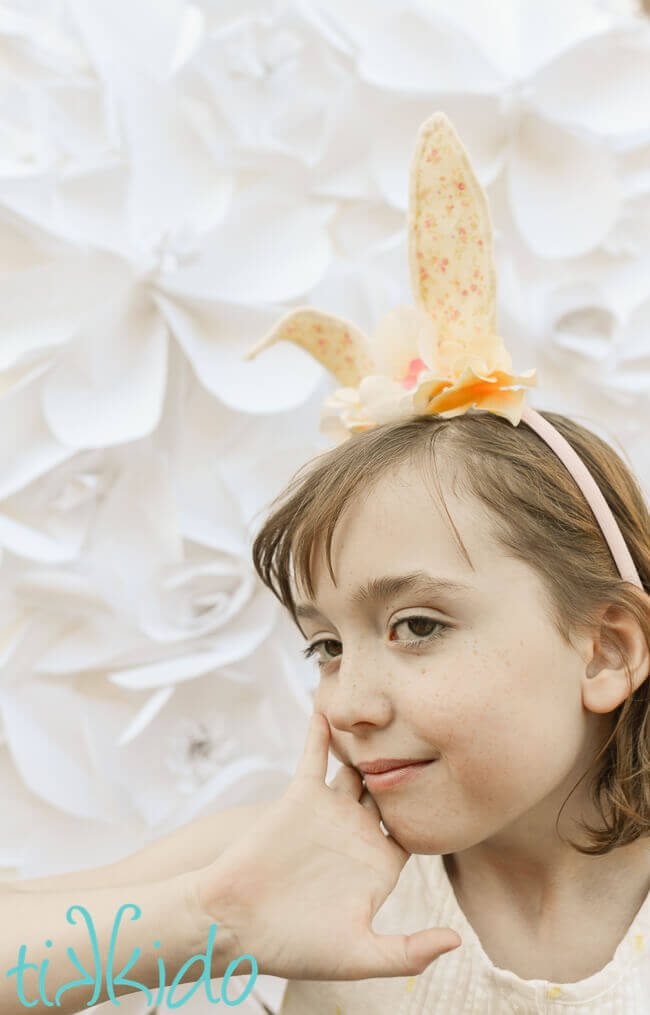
[358,10,504,93]
[0,678,133,821]
[358,373,414,423]
[415,360,537,419]
[161,184,335,305]
[532,28,650,136]
[42,292,169,448]
[450,353,492,378]
[509,113,619,257]
[411,375,453,412]
[157,294,327,412]
[371,305,430,378]
[0,251,132,372]
[475,387,527,426]
[0,372,72,500]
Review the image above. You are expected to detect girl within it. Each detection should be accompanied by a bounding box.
[246,405,650,1013]
[238,110,650,1011]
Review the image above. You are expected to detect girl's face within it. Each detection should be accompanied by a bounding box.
[296,463,613,860]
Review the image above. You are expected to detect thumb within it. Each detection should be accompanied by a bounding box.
[358,927,461,979]
[293,711,331,782]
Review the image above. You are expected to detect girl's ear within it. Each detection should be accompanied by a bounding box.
[582,604,650,714]
[242,306,375,388]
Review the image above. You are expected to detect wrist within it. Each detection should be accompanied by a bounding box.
[182,867,248,979]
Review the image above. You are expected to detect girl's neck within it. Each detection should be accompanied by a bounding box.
[442,841,650,981]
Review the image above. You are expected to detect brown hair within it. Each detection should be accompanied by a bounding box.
[250,408,650,855]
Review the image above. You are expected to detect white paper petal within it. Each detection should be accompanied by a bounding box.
[155,293,325,411]
[159,184,335,304]
[163,367,261,550]
[175,384,328,533]
[138,560,258,644]
[357,10,504,93]
[602,193,650,257]
[619,141,650,200]
[118,685,175,746]
[120,75,233,241]
[618,295,650,365]
[87,656,302,826]
[0,210,61,275]
[53,163,133,254]
[0,746,147,878]
[0,679,134,821]
[34,614,147,675]
[108,587,278,688]
[0,251,132,371]
[521,0,613,76]
[509,113,619,257]
[544,280,618,363]
[0,447,111,564]
[532,28,650,135]
[602,248,650,319]
[42,292,169,447]
[66,0,202,82]
[0,512,83,561]
[0,371,72,500]
[425,0,611,78]
[82,448,184,621]
[0,610,32,671]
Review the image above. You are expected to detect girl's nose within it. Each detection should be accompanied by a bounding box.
[321,660,393,733]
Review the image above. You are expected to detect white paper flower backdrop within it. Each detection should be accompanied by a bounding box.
[1,0,650,1008]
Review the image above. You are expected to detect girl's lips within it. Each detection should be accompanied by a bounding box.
[362,759,437,791]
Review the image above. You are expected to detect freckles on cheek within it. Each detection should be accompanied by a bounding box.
[444,699,519,781]
[454,725,547,811]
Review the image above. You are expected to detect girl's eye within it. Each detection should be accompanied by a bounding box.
[300,616,449,669]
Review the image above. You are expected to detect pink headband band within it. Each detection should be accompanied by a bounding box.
[521,405,642,590]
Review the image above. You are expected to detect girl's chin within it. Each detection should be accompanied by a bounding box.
[375,818,449,855]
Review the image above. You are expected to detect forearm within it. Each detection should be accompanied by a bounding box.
[0,871,244,1015]
[5,801,275,895]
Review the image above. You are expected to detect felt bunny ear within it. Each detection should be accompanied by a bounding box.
[242,307,375,388]
[407,111,497,346]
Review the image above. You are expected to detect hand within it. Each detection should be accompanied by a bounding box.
[195,711,461,981]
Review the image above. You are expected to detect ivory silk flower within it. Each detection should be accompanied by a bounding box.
[317,304,539,445]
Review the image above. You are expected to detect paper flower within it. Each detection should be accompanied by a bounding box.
[337,6,650,258]
[0,631,309,829]
[1,0,648,895]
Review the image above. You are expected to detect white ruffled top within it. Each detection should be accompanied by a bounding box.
[278,849,650,1014]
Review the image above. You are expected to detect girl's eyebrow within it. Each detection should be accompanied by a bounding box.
[295,571,475,623]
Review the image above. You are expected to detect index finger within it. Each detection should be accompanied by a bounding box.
[293,711,331,782]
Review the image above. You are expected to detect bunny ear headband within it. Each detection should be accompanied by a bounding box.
[244,112,642,591]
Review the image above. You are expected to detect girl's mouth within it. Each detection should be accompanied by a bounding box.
[362,759,437,791]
